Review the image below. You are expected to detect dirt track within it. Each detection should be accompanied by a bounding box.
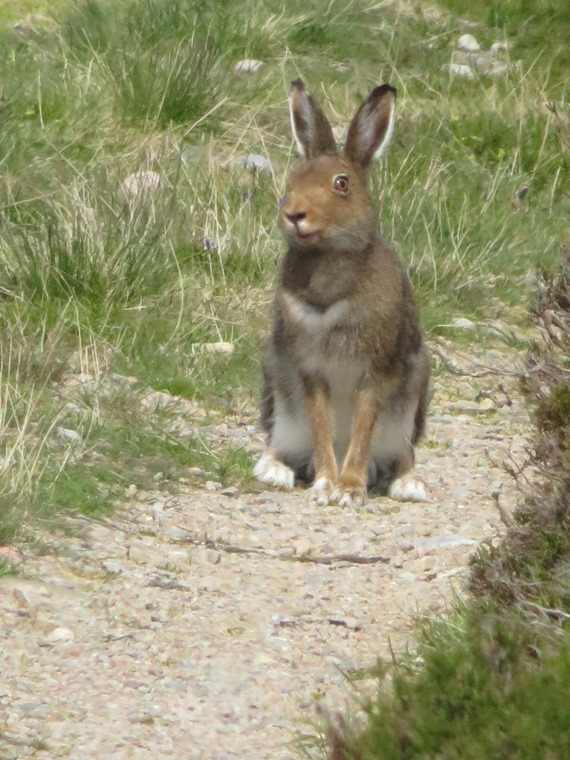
[0,345,530,759]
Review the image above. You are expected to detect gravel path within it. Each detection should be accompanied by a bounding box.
[0,345,530,759]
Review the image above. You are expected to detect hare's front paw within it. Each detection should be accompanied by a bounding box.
[388,473,429,502]
[330,481,366,507]
[331,471,366,507]
[254,452,294,490]
[308,476,335,507]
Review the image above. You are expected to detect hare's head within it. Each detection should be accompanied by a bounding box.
[280,79,396,252]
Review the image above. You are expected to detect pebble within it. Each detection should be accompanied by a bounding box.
[121,171,161,200]
[232,154,273,173]
[57,427,82,443]
[0,546,24,566]
[221,487,240,498]
[169,527,189,542]
[234,59,264,74]
[447,63,476,80]
[190,342,235,356]
[457,33,480,52]
[293,538,313,556]
[450,317,476,330]
[43,627,74,644]
[101,560,125,575]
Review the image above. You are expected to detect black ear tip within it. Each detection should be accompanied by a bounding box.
[290,78,306,91]
[371,83,397,100]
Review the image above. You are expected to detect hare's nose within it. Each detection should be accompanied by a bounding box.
[285,211,306,224]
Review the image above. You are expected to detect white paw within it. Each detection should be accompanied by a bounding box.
[309,477,334,507]
[388,474,429,502]
[330,487,366,509]
[253,453,294,490]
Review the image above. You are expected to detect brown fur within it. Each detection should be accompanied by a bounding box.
[255,80,430,505]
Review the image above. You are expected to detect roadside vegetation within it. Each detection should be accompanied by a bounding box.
[0,0,569,750]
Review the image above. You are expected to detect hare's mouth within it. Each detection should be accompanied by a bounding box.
[294,229,319,247]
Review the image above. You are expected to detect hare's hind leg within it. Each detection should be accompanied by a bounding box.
[254,382,313,490]
[387,444,428,502]
[370,389,429,502]
[254,450,295,490]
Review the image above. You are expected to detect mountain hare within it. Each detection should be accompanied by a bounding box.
[254,79,431,507]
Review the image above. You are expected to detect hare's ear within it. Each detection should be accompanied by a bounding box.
[344,84,396,171]
[288,79,337,159]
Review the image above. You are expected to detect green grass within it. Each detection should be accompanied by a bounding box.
[0,0,568,549]
[346,612,570,759]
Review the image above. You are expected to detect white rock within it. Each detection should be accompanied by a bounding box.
[293,538,313,557]
[101,560,125,575]
[458,34,480,52]
[451,317,476,330]
[57,427,82,443]
[448,63,476,80]
[234,59,264,75]
[232,153,273,172]
[121,171,161,200]
[487,62,510,78]
[191,342,235,356]
[490,41,510,57]
[45,627,74,644]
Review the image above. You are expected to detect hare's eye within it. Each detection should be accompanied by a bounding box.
[333,174,349,193]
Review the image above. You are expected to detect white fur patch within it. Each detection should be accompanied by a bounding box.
[388,474,428,502]
[309,476,334,506]
[330,486,366,509]
[282,292,350,334]
[253,452,295,490]
[372,99,396,161]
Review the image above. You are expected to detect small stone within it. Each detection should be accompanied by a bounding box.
[110,373,138,386]
[232,154,273,173]
[487,62,510,78]
[416,535,477,553]
[0,546,24,566]
[490,41,510,57]
[44,627,74,644]
[205,480,222,492]
[293,539,313,557]
[101,560,125,575]
[421,556,436,571]
[457,33,480,52]
[121,171,161,200]
[234,59,264,75]
[169,527,189,542]
[445,400,482,414]
[165,550,188,569]
[479,398,496,411]
[447,63,476,80]
[194,547,222,565]
[57,427,82,443]
[221,487,240,498]
[450,317,476,330]
[190,341,235,356]
[347,533,366,555]
[125,484,138,497]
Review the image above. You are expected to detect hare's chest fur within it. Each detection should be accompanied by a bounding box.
[281,291,364,388]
